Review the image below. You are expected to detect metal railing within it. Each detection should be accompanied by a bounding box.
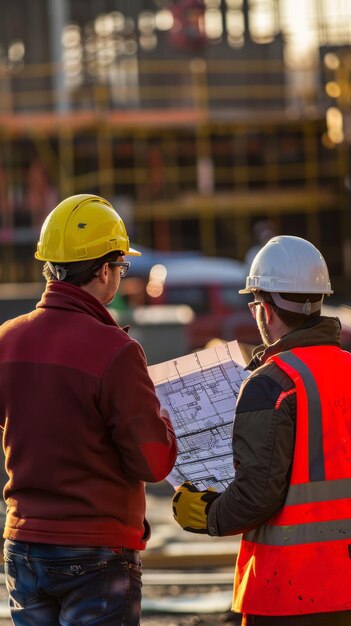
[0,57,324,114]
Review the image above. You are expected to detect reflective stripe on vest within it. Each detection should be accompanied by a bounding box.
[233,346,351,616]
[276,351,325,482]
[244,517,351,546]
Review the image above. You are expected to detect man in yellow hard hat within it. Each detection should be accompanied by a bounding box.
[0,194,177,626]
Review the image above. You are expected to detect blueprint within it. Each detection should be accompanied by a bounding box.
[148,341,249,492]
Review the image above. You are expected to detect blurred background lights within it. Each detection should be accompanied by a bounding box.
[94,14,115,37]
[324,52,340,70]
[327,106,343,128]
[133,305,194,325]
[61,25,81,47]
[204,9,222,39]
[146,281,164,298]
[138,11,156,33]
[155,10,174,30]
[149,264,168,282]
[146,264,168,298]
[8,40,25,63]
[326,106,344,144]
[326,81,341,98]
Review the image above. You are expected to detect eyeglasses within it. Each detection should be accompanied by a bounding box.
[248,301,262,319]
[108,261,130,278]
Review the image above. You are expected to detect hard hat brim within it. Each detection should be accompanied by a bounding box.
[238,287,252,294]
[125,246,141,256]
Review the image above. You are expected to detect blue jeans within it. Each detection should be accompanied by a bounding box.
[4,539,142,626]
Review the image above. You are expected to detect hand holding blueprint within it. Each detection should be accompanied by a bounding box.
[148,341,249,492]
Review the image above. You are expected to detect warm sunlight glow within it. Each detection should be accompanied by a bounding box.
[281,0,318,66]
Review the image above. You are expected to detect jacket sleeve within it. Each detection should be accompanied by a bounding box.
[100,339,177,483]
[207,368,296,536]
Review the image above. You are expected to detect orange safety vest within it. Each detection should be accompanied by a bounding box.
[233,346,351,616]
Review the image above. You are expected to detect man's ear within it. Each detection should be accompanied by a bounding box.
[97,262,109,284]
[262,301,274,324]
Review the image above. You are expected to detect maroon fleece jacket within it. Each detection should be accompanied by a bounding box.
[0,281,177,549]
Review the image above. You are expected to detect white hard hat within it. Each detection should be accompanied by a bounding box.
[240,235,333,306]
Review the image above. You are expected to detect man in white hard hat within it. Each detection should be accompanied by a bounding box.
[172,235,351,626]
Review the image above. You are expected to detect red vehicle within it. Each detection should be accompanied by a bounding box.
[145,256,260,351]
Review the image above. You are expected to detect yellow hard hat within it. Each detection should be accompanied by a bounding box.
[35,194,141,262]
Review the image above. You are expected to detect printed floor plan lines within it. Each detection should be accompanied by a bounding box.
[149,341,249,491]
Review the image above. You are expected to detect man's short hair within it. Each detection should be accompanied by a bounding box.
[257,290,322,328]
[42,252,120,287]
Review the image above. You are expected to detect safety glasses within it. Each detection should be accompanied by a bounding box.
[108,261,130,278]
[248,301,262,319]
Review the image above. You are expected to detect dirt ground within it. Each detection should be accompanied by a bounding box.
[0,611,242,626]
[142,613,241,625]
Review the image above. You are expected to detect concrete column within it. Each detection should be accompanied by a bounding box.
[48,0,70,112]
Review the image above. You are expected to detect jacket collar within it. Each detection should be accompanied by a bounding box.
[247,316,342,371]
[36,281,120,328]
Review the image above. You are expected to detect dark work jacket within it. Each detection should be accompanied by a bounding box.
[207,316,342,536]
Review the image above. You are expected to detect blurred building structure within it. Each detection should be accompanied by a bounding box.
[0,0,350,293]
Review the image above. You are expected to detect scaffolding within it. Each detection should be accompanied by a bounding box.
[0,40,350,291]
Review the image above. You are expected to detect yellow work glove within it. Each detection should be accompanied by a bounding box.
[172,481,219,534]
